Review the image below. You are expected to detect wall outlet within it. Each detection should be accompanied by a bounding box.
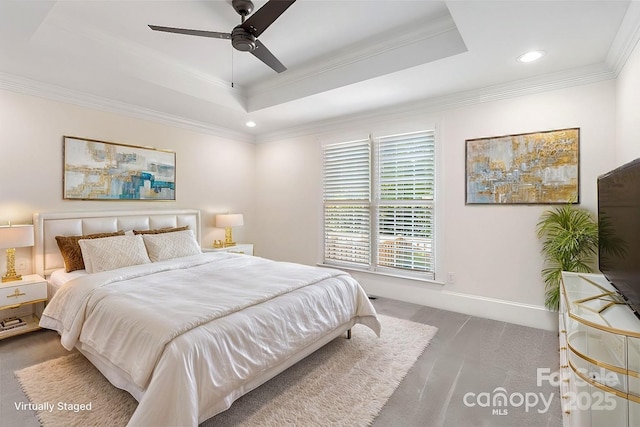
[17,259,27,271]
[446,272,455,284]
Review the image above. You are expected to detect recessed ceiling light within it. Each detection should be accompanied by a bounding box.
[518,50,545,63]
[246,121,256,128]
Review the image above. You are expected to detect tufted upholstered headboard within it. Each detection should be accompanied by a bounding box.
[33,209,201,277]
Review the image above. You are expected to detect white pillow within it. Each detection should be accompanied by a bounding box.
[142,229,202,262]
[79,235,151,274]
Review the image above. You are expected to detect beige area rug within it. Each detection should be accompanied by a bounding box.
[15,315,437,427]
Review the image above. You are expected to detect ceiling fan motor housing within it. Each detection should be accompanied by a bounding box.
[232,26,256,52]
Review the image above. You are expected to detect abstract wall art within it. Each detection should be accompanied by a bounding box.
[63,136,176,200]
[465,128,579,204]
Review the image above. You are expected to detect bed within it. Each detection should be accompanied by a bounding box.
[34,209,380,426]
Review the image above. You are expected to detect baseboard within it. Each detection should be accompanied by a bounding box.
[355,274,557,331]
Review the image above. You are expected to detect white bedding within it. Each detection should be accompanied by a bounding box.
[41,252,380,426]
[48,268,87,297]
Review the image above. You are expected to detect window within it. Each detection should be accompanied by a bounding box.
[323,130,435,279]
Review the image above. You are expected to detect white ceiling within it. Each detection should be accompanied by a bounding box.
[1,1,638,142]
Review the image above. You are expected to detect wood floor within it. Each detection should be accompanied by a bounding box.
[370,298,562,427]
[0,297,562,426]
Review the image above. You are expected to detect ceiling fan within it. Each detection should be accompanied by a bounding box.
[149,0,296,73]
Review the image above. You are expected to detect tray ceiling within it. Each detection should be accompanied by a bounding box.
[0,1,636,140]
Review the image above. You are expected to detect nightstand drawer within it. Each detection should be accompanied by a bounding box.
[226,248,250,255]
[203,243,254,256]
[0,281,47,309]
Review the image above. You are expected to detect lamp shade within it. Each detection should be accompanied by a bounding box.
[216,214,244,228]
[0,225,34,249]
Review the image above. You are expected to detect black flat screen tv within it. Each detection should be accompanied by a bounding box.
[598,157,640,318]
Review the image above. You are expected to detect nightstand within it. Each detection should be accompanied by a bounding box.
[203,243,254,256]
[0,274,47,340]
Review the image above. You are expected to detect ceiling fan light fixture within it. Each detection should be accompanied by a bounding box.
[518,50,545,63]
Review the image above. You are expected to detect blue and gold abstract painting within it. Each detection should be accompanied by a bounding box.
[63,136,176,200]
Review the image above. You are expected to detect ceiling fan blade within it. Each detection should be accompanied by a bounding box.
[241,0,296,38]
[148,25,231,40]
[250,39,286,73]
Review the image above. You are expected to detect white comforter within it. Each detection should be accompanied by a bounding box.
[41,253,380,426]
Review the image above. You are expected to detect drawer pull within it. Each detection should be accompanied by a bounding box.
[561,365,569,368]
[6,289,26,298]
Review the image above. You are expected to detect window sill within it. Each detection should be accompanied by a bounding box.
[316,263,445,286]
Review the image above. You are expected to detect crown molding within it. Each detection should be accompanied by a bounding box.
[255,63,616,144]
[606,1,640,75]
[1,59,617,147]
[248,13,459,98]
[0,72,255,144]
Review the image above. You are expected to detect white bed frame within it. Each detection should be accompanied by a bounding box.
[33,209,200,278]
[33,209,355,424]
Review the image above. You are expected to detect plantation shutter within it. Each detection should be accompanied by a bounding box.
[322,129,436,279]
[375,130,435,276]
[323,140,371,267]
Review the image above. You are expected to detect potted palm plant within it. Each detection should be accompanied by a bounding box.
[536,204,599,311]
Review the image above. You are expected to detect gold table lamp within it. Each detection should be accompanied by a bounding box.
[0,224,34,282]
[215,214,244,247]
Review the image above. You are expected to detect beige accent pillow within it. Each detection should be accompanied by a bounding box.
[55,231,125,272]
[142,229,201,262]
[133,226,188,235]
[78,235,151,274]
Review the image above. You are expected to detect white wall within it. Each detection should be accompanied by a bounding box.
[615,38,640,162]
[253,137,323,265]
[0,61,628,331]
[0,88,256,273]
[254,80,617,330]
